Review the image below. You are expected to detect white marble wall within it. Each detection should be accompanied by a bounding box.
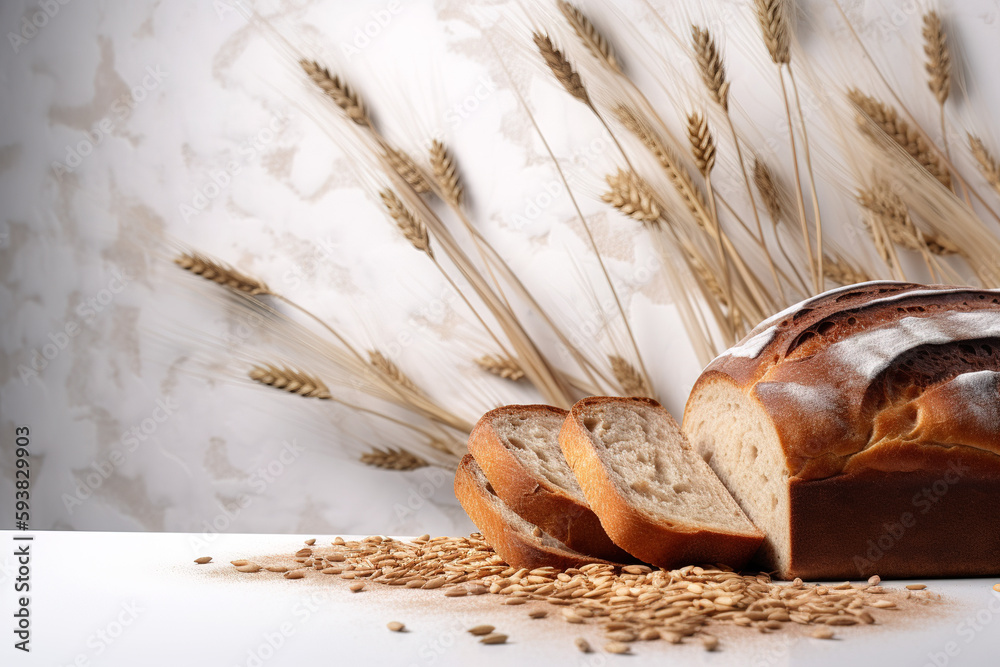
[1,0,998,535]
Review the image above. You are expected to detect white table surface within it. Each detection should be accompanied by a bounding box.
[3,530,999,667]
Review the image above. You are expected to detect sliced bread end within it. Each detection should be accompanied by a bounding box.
[559,397,764,570]
[454,454,614,570]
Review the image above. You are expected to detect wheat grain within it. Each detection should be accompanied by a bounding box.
[175,252,271,295]
[468,625,495,636]
[430,140,463,208]
[359,447,428,471]
[686,111,716,175]
[194,556,212,564]
[480,633,508,645]
[368,350,419,392]
[691,26,729,111]
[754,0,791,65]
[609,355,652,397]
[557,1,621,73]
[379,189,433,257]
[248,364,332,399]
[602,169,661,224]
[299,60,369,126]
[476,355,525,381]
[848,89,952,188]
[922,12,951,105]
[385,146,430,194]
[969,134,1000,195]
[533,32,590,105]
[387,621,405,632]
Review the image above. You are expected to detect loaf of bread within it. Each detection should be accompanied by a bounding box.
[453,454,614,569]
[683,281,1000,579]
[559,397,763,569]
[467,405,631,562]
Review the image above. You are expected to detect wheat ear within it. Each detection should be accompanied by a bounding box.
[299,60,369,127]
[557,0,621,73]
[822,255,871,286]
[360,447,428,471]
[969,134,1000,197]
[922,12,951,106]
[849,89,952,189]
[385,146,431,194]
[691,26,729,111]
[249,364,332,399]
[175,252,271,295]
[609,355,652,397]
[475,355,525,381]
[532,32,590,105]
[754,0,791,65]
[380,189,433,257]
[602,169,662,224]
[368,350,420,393]
[686,111,716,176]
[430,140,463,208]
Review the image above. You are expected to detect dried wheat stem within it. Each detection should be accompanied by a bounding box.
[777,73,817,291]
[754,0,791,65]
[476,355,525,381]
[430,140,463,208]
[175,252,271,295]
[848,89,952,189]
[786,68,825,295]
[249,364,332,399]
[969,134,1000,197]
[360,447,428,471]
[557,1,621,73]
[753,158,811,295]
[602,169,661,224]
[380,189,433,257]
[299,59,369,127]
[609,355,652,397]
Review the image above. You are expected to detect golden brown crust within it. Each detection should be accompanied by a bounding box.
[467,405,632,562]
[559,397,763,570]
[453,454,613,570]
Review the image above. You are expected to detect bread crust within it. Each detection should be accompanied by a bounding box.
[684,281,1000,579]
[453,454,613,570]
[467,404,632,562]
[559,397,764,570]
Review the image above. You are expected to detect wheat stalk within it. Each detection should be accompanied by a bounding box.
[556,0,621,73]
[848,89,952,188]
[686,111,716,176]
[175,252,271,296]
[754,0,791,65]
[922,12,951,106]
[430,140,463,208]
[368,350,420,393]
[299,59,369,127]
[475,355,525,381]
[609,355,652,397]
[753,157,783,223]
[532,32,591,105]
[691,26,729,111]
[380,189,433,257]
[249,364,332,399]
[969,134,1000,196]
[385,146,431,194]
[602,169,662,224]
[360,447,428,470]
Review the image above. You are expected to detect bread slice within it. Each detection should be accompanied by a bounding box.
[467,405,632,562]
[558,397,764,569]
[454,454,612,570]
